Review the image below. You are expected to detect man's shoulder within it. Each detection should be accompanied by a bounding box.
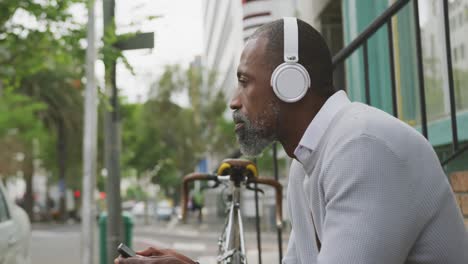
[328,103,423,145]
[332,103,400,133]
[318,102,430,166]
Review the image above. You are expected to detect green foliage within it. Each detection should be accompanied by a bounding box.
[0,88,48,177]
[0,88,46,140]
[454,68,468,110]
[125,185,147,200]
[424,75,445,121]
[0,0,86,189]
[17,31,85,188]
[101,19,150,78]
[254,144,288,177]
[0,0,84,28]
[0,0,86,87]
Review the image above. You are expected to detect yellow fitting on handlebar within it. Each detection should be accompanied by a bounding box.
[217,162,231,176]
[246,164,258,178]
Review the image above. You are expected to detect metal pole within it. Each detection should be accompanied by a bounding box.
[272,143,283,264]
[81,1,97,263]
[387,21,398,117]
[441,144,468,166]
[363,41,371,105]
[413,0,428,138]
[103,0,123,262]
[442,0,459,151]
[252,158,262,264]
[254,181,262,264]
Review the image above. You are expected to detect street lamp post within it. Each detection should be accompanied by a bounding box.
[102,1,154,262]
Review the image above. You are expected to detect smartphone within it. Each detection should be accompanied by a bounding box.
[117,243,137,258]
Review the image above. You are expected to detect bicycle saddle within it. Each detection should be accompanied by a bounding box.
[217,159,258,178]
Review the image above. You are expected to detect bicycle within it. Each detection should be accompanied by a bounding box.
[181,159,283,264]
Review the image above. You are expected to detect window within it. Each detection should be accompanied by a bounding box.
[461,44,465,60]
[450,18,455,30]
[0,188,10,222]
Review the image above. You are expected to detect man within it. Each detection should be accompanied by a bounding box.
[116,18,467,264]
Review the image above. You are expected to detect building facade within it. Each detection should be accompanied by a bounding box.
[201,0,243,99]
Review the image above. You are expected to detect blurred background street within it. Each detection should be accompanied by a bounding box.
[1,0,467,263]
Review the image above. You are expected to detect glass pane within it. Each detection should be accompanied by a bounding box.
[418,0,450,145]
[394,3,420,127]
[0,189,10,222]
[420,0,448,122]
[449,0,468,142]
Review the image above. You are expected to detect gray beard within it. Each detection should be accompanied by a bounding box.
[233,102,279,157]
[237,124,275,157]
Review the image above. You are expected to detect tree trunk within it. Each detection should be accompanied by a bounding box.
[23,150,34,221]
[57,120,67,221]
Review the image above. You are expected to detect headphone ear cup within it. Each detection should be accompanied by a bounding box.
[271,63,311,103]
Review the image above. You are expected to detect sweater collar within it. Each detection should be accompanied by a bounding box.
[294,90,351,163]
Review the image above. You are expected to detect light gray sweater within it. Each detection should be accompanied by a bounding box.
[284,102,467,264]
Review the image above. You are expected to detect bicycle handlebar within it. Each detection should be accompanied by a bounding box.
[180,172,218,223]
[180,172,283,228]
[248,177,283,228]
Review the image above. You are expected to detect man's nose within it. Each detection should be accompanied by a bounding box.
[229,92,241,110]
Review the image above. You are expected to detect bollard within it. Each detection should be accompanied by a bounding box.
[99,212,134,264]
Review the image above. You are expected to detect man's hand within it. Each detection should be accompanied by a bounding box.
[114,247,197,264]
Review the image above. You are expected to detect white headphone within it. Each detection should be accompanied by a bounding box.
[270,17,311,103]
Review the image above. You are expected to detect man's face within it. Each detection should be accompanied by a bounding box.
[229,37,280,157]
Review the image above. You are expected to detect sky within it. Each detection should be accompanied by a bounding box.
[102,0,204,104]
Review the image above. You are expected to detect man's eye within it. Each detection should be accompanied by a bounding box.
[238,77,247,85]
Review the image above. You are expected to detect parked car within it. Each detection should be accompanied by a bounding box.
[0,181,31,264]
[155,200,173,221]
[131,201,154,218]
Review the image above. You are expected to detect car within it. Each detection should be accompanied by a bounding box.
[131,201,153,217]
[122,200,136,213]
[0,181,31,264]
[155,200,173,221]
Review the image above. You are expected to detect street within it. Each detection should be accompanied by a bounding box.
[31,221,289,264]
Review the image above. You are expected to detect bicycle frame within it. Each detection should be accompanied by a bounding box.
[217,177,247,264]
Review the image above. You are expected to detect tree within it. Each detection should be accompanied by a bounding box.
[0,0,86,219]
[0,0,85,87]
[0,88,48,217]
[21,69,84,220]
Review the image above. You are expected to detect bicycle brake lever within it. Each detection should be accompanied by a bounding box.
[246,182,264,194]
[209,180,221,189]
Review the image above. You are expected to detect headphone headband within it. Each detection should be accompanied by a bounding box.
[270,17,310,103]
[283,17,299,63]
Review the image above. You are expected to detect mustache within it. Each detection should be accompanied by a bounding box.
[232,110,248,124]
